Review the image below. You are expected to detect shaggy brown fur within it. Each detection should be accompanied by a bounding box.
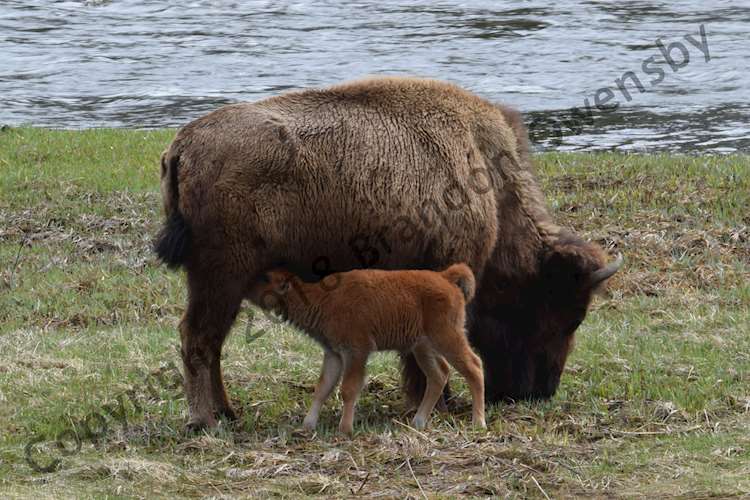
[155,76,622,429]
[246,264,484,434]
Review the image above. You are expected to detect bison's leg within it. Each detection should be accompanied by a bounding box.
[180,270,243,430]
[303,349,343,431]
[410,343,450,430]
[209,348,236,421]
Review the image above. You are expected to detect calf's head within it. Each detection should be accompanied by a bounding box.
[246,269,294,316]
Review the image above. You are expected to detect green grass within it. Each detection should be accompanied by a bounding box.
[1,127,748,498]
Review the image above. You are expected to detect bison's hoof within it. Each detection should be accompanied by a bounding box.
[184,421,206,433]
[185,417,217,433]
[435,397,448,413]
[217,406,238,421]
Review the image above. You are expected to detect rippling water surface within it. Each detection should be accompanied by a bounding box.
[1,0,748,152]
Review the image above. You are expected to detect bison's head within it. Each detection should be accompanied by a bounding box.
[473,235,622,402]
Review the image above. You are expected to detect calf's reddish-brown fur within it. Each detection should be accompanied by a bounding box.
[155,77,623,430]
[247,264,485,434]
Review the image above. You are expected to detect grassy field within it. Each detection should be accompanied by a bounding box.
[0,127,748,498]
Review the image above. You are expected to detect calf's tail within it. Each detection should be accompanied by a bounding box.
[441,263,476,303]
[154,149,191,269]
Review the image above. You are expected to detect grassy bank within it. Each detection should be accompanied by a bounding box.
[0,127,748,498]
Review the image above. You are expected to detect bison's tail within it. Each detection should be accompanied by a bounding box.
[441,263,476,303]
[154,150,191,269]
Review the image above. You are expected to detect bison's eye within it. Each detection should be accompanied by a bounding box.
[259,273,271,284]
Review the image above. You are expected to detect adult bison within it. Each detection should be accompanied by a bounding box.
[155,77,622,429]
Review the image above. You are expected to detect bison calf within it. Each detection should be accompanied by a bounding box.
[247,264,486,434]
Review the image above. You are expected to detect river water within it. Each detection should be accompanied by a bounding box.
[1,0,748,153]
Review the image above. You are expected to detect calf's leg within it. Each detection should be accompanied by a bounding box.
[181,270,243,430]
[303,349,343,431]
[411,343,450,430]
[338,351,369,435]
[437,333,487,429]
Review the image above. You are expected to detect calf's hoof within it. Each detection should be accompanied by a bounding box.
[473,417,487,430]
[302,416,318,432]
[411,415,427,430]
[338,422,354,436]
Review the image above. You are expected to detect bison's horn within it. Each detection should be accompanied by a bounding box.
[589,253,623,287]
